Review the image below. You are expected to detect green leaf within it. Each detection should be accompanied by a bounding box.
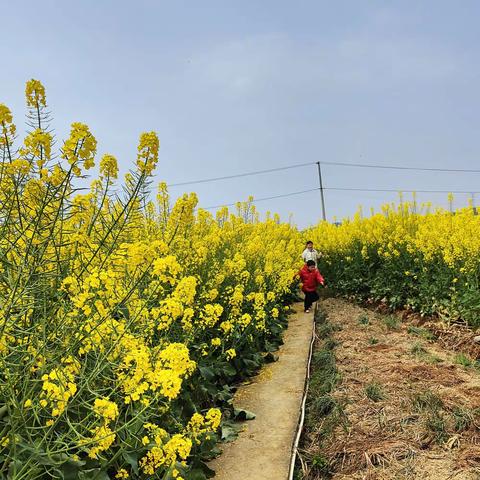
[264,352,279,363]
[233,408,256,421]
[222,364,236,376]
[243,358,262,372]
[122,451,140,475]
[189,461,216,479]
[198,365,215,381]
[78,468,110,480]
[8,460,25,478]
[188,469,208,480]
[221,423,238,442]
[216,385,233,402]
[54,459,86,480]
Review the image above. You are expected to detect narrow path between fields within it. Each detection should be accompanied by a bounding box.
[301,297,480,480]
[210,303,314,480]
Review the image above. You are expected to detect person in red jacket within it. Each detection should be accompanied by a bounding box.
[298,259,325,313]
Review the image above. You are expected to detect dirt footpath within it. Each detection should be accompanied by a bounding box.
[309,298,480,480]
[210,303,314,480]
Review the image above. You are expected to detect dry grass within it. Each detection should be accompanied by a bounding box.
[300,298,480,480]
[424,322,480,361]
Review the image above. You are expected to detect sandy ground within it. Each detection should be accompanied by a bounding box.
[310,298,480,480]
[209,303,314,480]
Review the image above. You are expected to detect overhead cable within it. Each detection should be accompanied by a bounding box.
[167,162,316,187]
[325,187,480,194]
[168,160,480,189]
[320,161,480,173]
[202,188,320,210]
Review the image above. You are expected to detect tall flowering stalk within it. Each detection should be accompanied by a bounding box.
[0,81,300,479]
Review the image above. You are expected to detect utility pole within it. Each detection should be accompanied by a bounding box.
[316,161,327,221]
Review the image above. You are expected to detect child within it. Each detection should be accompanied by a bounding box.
[298,260,325,313]
[302,241,320,265]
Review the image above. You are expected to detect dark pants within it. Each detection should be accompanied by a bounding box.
[304,291,319,311]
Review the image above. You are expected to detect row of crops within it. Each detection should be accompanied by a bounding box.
[0,81,301,479]
[311,201,480,327]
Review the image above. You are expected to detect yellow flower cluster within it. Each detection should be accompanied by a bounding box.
[25,78,47,107]
[99,153,119,179]
[140,430,192,475]
[136,131,159,175]
[0,104,16,146]
[309,198,480,321]
[80,397,120,458]
[0,80,302,478]
[225,348,236,360]
[41,360,79,417]
[22,128,52,167]
[312,201,480,268]
[93,398,119,423]
[86,424,116,459]
[115,469,129,479]
[186,408,222,444]
[62,122,97,173]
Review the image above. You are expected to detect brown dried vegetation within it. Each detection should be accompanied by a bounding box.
[298,298,480,480]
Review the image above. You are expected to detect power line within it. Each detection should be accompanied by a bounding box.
[325,187,480,194]
[201,186,480,211]
[167,160,480,189]
[201,188,320,210]
[168,160,480,217]
[167,162,316,187]
[321,161,480,173]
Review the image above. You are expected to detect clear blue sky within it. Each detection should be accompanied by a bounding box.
[3,1,480,227]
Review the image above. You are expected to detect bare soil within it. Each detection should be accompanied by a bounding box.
[304,297,480,480]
